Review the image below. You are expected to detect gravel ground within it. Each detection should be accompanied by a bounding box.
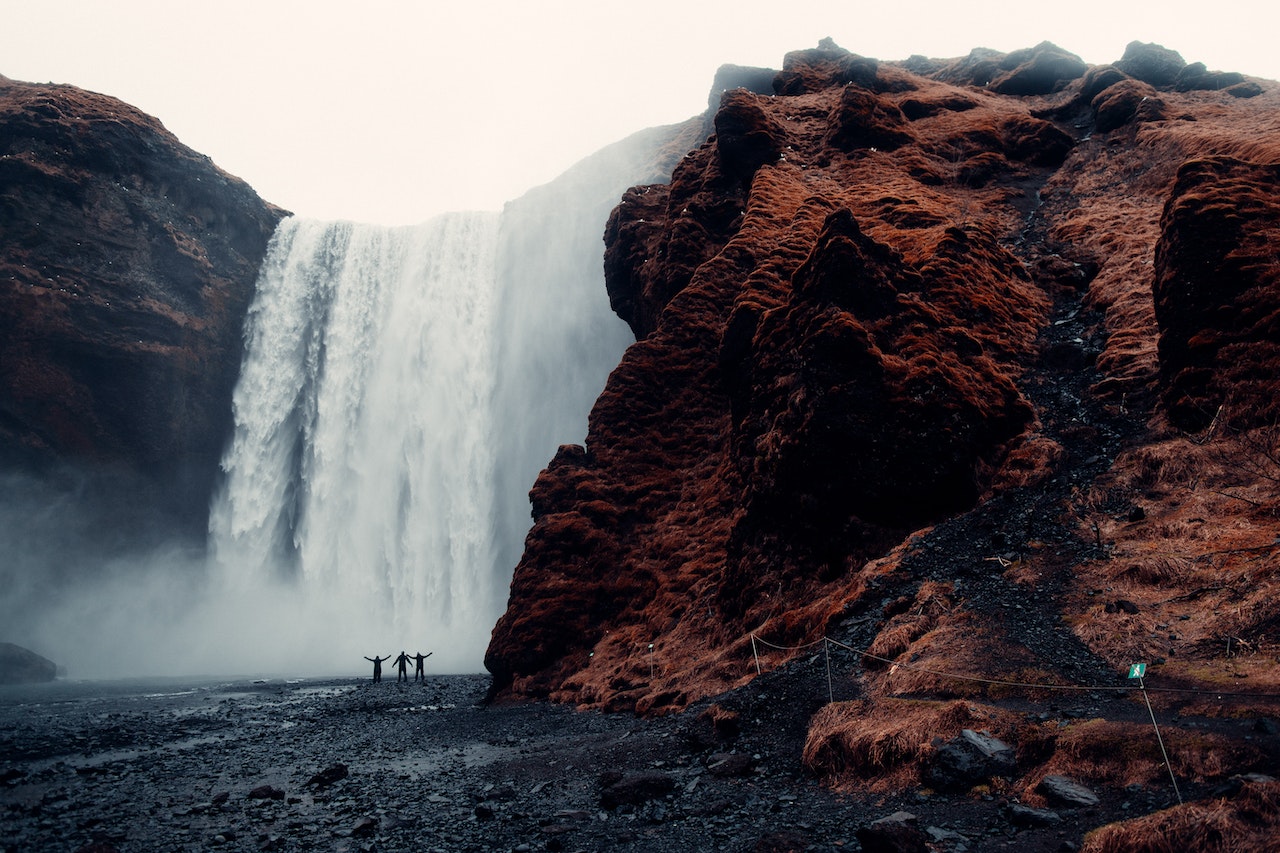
[4,666,1245,853]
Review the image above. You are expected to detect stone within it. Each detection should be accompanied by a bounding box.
[1115,41,1186,87]
[599,770,676,809]
[856,812,928,853]
[1006,803,1061,827]
[247,785,285,801]
[305,763,348,788]
[1037,775,1100,807]
[706,752,754,777]
[926,729,1016,791]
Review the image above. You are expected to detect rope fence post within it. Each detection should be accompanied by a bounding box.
[824,638,833,704]
[1130,663,1183,805]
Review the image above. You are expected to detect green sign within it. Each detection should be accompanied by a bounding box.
[1127,663,1147,679]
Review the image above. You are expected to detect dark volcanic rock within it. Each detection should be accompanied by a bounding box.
[1115,41,1187,88]
[0,75,286,534]
[856,812,928,853]
[1037,775,1101,808]
[989,41,1088,95]
[305,763,349,788]
[925,728,1017,791]
[599,769,676,809]
[0,642,56,683]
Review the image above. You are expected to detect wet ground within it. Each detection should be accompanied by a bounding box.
[1,668,1234,853]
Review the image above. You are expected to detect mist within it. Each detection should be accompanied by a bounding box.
[0,123,688,680]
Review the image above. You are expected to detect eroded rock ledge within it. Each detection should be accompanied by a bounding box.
[0,75,287,534]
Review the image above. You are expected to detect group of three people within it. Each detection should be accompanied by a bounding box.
[364,650,431,683]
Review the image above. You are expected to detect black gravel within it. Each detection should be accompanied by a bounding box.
[5,670,1256,853]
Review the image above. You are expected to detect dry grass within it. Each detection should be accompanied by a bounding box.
[803,698,1020,791]
[1035,718,1266,790]
[862,580,953,668]
[1064,423,1280,697]
[1081,777,1280,853]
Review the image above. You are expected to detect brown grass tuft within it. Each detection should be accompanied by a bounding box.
[1038,718,1266,790]
[804,698,968,790]
[1081,778,1280,853]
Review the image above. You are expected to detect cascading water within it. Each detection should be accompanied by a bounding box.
[208,213,505,672]
[0,119,691,678]
[206,123,686,674]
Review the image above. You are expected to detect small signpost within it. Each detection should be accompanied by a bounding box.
[1127,662,1183,805]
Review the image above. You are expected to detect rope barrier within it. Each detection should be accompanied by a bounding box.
[749,633,1280,699]
[1135,672,1184,805]
[739,629,1277,809]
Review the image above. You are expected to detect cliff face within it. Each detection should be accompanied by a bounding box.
[486,37,1280,728]
[0,76,286,533]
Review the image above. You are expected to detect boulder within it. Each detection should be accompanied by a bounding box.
[1007,803,1062,827]
[1115,41,1186,87]
[599,770,676,809]
[989,42,1088,95]
[856,812,928,853]
[1037,774,1100,807]
[925,729,1016,791]
[305,763,348,788]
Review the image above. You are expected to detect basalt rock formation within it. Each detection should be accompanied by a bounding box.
[0,75,285,536]
[487,39,1280,844]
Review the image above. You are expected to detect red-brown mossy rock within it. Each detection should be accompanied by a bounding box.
[1153,156,1280,431]
[1081,777,1280,853]
[997,115,1074,166]
[605,143,746,339]
[988,41,1088,96]
[774,38,896,96]
[715,89,787,182]
[722,210,1034,548]
[1078,65,1130,102]
[898,93,978,121]
[488,40,1280,716]
[824,87,915,153]
[1091,79,1167,132]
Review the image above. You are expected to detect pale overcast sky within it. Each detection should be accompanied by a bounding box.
[4,1,1277,225]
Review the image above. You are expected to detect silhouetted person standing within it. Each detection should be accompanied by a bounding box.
[393,651,411,684]
[364,654,391,683]
[412,651,432,682]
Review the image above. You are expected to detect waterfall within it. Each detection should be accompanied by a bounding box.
[209,213,505,672]
[207,124,686,674]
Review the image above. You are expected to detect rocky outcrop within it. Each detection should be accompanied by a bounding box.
[0,642,56,683]
[0,75,286,534]
[1153,157,1280,430]
[486,37,1280,735]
